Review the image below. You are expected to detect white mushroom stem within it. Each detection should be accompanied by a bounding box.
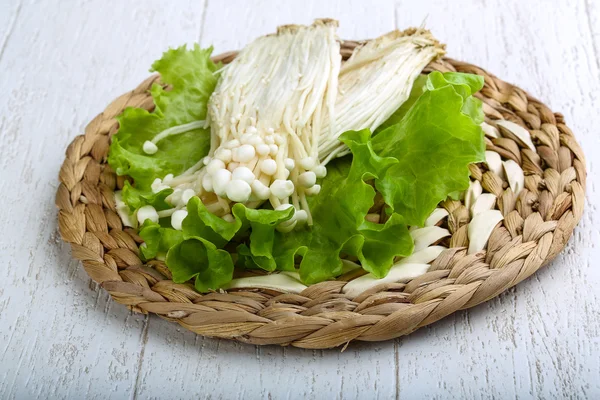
[157,208,178,218]
[465,180,483,211]
[485,150,505,179]
[410,226,451,252]
[481,121,500,139]
[223,273,307,294]
[342,263,430,298]
[470,193,497,217]
[467,210,504,254]
[147,20,342,226]
[114,191,137,228]
[142,120,207,155]
[496,120,536,153]
[397,245,445,265]
[424,208,449,227]
[503,160,525,195]
[319,28,445,158]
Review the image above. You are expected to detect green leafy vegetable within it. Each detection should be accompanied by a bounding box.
[266,130,414,284]
[371,71,485,226]
[138,221,183,260]
[183,198,244,247]
[138,196,294,291]
[108,44,219,191]
[166,238,235,292]
[121,181,173,212]
[232,205,295,272]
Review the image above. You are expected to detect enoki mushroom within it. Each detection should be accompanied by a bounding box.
[139,21,444,232]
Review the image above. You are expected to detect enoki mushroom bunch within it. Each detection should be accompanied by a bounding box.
[139,20,444,232]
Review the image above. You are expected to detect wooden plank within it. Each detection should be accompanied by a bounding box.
[200,0,396,51]
[0,1,204,398]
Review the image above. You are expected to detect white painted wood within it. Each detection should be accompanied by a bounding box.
[0,0,598,398]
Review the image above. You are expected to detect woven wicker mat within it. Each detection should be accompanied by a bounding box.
[55,41,586,349]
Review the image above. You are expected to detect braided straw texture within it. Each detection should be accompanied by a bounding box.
[55,41,586,349]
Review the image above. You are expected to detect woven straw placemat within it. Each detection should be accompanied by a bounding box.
[55,41,586,349]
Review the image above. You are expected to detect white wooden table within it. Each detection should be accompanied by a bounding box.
[1,0,599,398]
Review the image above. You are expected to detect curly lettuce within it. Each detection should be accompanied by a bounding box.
[267,131,414,284]
[372,71,485,226]
[138,197,294,291]
[108,44,219,199]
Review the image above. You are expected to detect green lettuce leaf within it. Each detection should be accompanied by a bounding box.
[139,196,294,291]
[108,44,218,191]
[121,181,173,211]
[372,71,485,226]
[426,71,484,124]
[138,196,237,291]
[374,71,484,135]
[183,197,244,247]
[265,129,414,284]
[430,71,484,94]
[232,205,295,272]
[138,221,184,261]
[166,238,234,292]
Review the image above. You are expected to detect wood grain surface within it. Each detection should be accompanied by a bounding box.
[0,0,598,398]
